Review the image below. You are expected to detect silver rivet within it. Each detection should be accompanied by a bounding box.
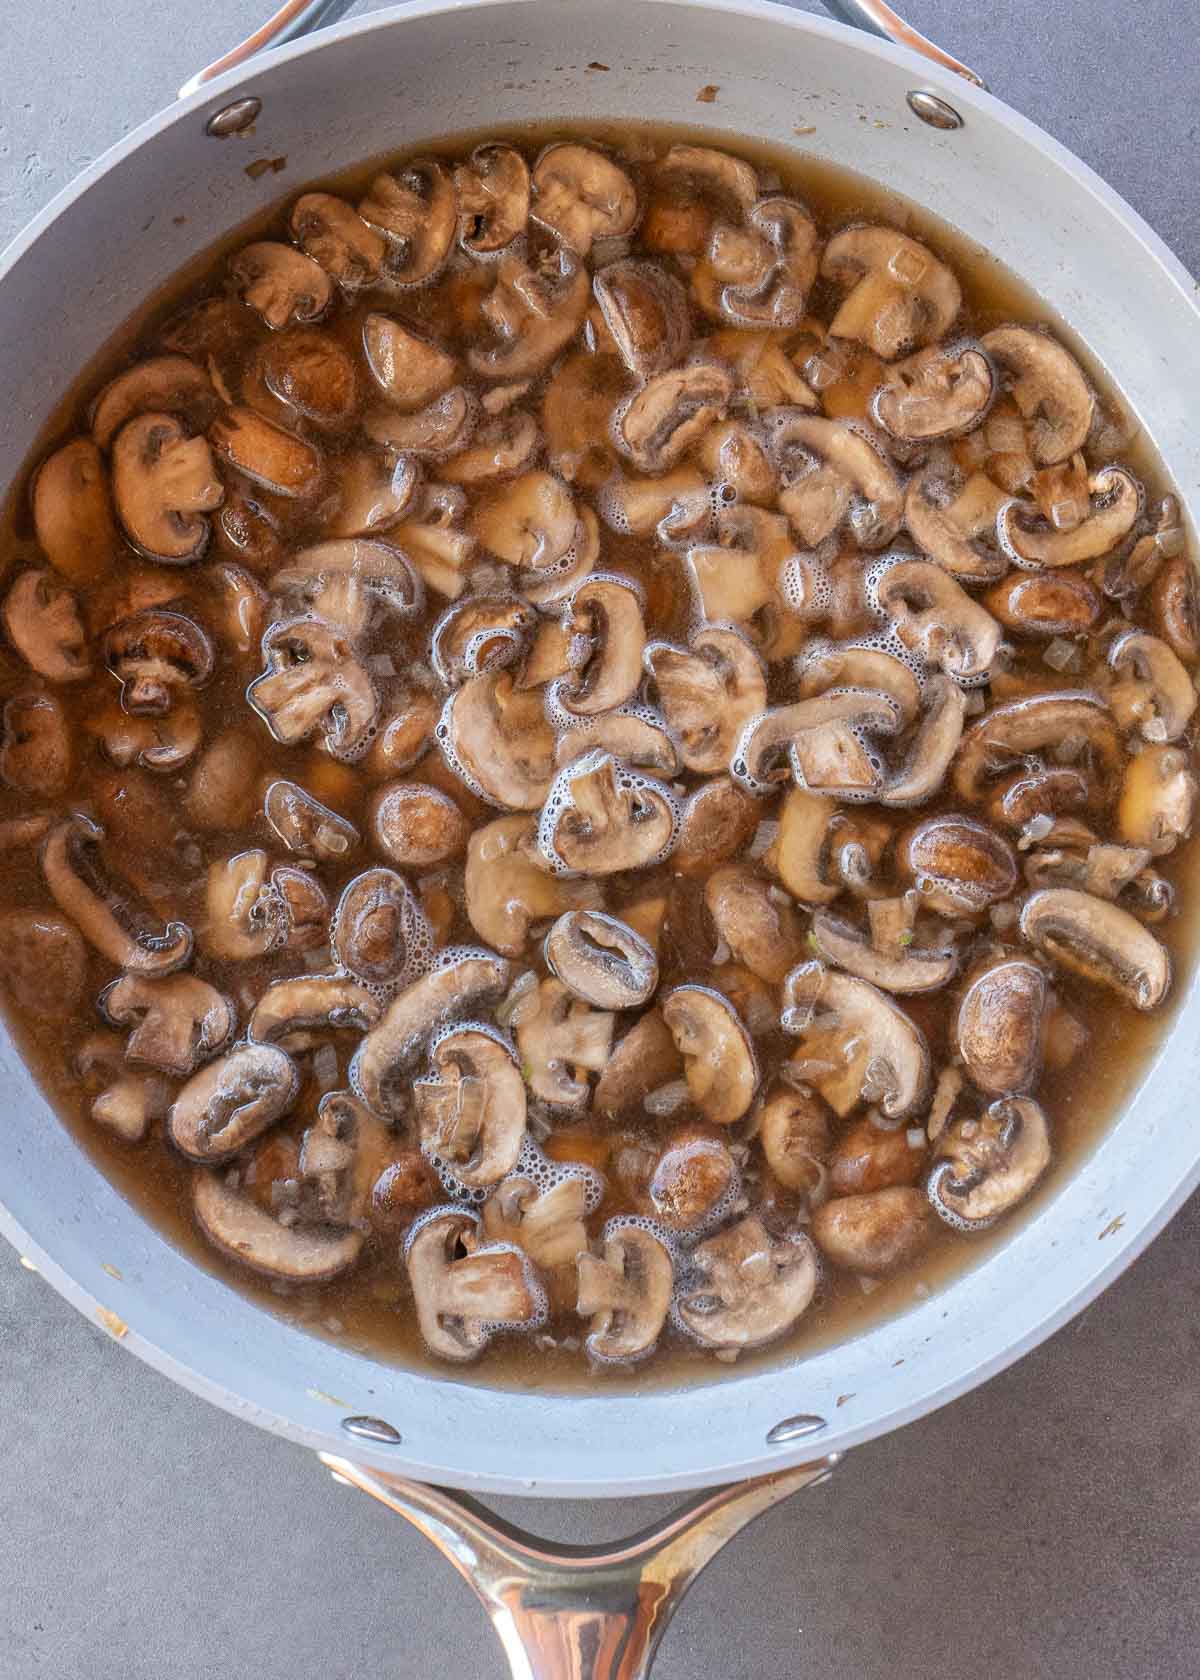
[341,1415,403,1445]
[205,97,262,138]
[766,1413,828,1444]
[906,90,963,131]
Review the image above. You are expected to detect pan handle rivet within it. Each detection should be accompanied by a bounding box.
[341,1414,404,1445]
[205,97,263,138]
[766,1413,828,1444]
[906,90,964,131]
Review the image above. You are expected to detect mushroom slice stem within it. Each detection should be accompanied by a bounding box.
[248,619,378,756]
[405,1206,545,1363]
[169,1043,299,1164]
[100,973,235,1077]
[414,1024,527,1190]
[1019,886,1170,1010]
[577,1220,674,1363]
[516,977,615,1109]
[675,1217,818,1352]
[928,1096,1051,1229]
[42,814,193,976]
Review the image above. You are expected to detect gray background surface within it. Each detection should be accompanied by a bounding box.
[1,3,1197,1676]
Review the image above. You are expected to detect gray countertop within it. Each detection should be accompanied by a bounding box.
[1,3,1197,1676]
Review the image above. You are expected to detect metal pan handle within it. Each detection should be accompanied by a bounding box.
[179,0,983,103]
[320,1454,837,1680]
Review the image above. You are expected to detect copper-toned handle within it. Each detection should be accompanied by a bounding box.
[822,0,985,86]
[179,0,356,99]
[320,1455,838,1680]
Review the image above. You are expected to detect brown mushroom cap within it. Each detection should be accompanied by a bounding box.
[31,437,120,586]
[594,1008,684,1116]
[979,326,1094,465]
[544,910,658,1009]
[440,669,557,811]
[169,1042,299,1163]
[90,355,220,451]
[358,160,457,286]
[758,1085,831,1194]
[928,1095,1051,1229]
[555,575,646,718]
[41,813,193,976]
[899,812,1017,915]
[363,313,457,412]
[673,777,760,877]
[229,241,333,329]
[193,1171,363,1281]
[593,259,692,376]
[464,813,599,957]
[662,984,758,1125]
[330,866,431,990]
[367,386,475,459]
[704,865,806,985]
[369,781,469,868]
[248,974,381,1051]
[413,1023,527,1189]
[577,1221,674,1363]
[952,691,1122,806]
[101,972,235,1078]
[810,1186,934,1274]
[983,568,1100,638]
[531,143,637,254]
[955,957,1048,1094]
[676,1217,818,1350]
[538,751,680,876]
[112,412,223,562]
[821,226,962,360]
[1019,886,1170,1010]
[2,569,90,683]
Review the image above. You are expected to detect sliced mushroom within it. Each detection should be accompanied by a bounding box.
[983,568,1100,639]
[262,778,360,860]
[872,343,994,441]
[103,609,213,716]
[757,1085,831,1195]
[362,313,458,412]
[763,788,841,905]
[661,984,757,1125]
[329,867,430,991]
[169,1042,299,1163]
[326,450,420,539]
[594,1009,684,1117]
[712,198,818,329]
[928,1095,1051,1229]
[31,437,120,585]
[201,850,285,961]
[899,812,1017,916]
[821,227,961,360]
[952,691,1122,806]
[997,466,1141,568]
[100,972,234,1079]
[439,669,556,810]
[288,192,385,289]
[1150,554,1200,663]
[555,706,681,776]
[516,976,615,1108]
[351,949,511,1109]
[484,1163,597,1270]
[904,463,1008,582]
[782,962,929,1120]
[358,161,457,286]
[367,386,476,459]
[733,690,902,800]
[248,975,379,1056]
[438,408,541,487]
[0,910,87,1018]
[271,537,422,636]
[193,1171,363,1281]
[614,362,733,473]
[229,242,333,328]
[538,751,680,876]
[600,465,712,544]
[703,866,805,985]
[643,1129,737,1230]
[531,143,637,254]
[209,406,322,500]
[90,355,220,452]
[979,326,1093,464]
[454,143,531,254]
[770,411,902,548]
[593,259,691,377]
[248,619,377,756]
[41,814,192,975]
[1107,628,1197,742]
[881,675,967,808]
[549,574,644,718]
[810,1186,933,1274]
[809,906,957,993]
[467,251,586,383]
[0,691,72,795]
[795,641,922,729]
[871,558,1001,683]
[410,1024,525,1189]
[405,1206,544,1363]
[645,626,767,774]
[294,1090,405,1227]
[674,777,760,877]
[577,1221,674,1363]
[86,696,201,772]
[544,910,658,1009]
[471,470,578,568]
[476,822,599,961]
[955,956,1048,1094]
[112,413,223,562]
[1019,886,1170,1009]
[1118,743,1197,856]
[676,1217,817,1350]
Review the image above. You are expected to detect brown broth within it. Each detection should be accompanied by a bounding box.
[0,121,1194,1393]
